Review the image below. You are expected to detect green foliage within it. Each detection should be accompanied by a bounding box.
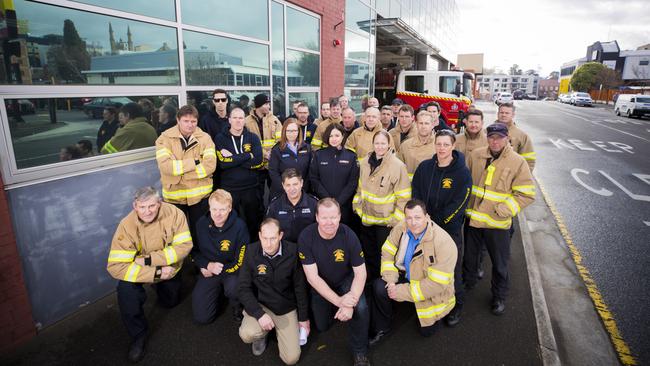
[570,62,606,92]
[47,19,90,83]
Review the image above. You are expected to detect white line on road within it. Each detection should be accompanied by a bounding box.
[645,221,650,227]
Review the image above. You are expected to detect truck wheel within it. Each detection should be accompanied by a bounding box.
[627,109,633,118]
[615,108,620,116]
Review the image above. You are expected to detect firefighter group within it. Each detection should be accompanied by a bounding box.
[106,91,536,365]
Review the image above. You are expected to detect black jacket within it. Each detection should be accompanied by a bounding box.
[268,142,312,199]
[193,210,249,274]
[412,150,472,234]
[299,122,317,144]
[309,146,359,206]
[266,192,317,243]
[215,128,263,191]
[238,240,309,321]
[97,118,120,152]
[199,109,229,142]
[435,117,452,132]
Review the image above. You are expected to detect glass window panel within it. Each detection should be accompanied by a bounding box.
[345,31,370,62]
[344,89,368,113]
[183,30,270,86]
[288,92,318,118]
[346,0,371,35]
[344,61,369,87]
[5,95,177,169]
[286,7,319,51]
[375,0,389,17]
[181,0,268,41]
[286,50,319,87]
[272,1,286,119]
[1,0,179,85]
[73,0,176,21]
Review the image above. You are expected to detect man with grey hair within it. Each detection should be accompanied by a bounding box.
[345,107,394,160]
[107,186,193,363]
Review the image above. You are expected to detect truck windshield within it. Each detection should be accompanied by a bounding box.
[463,79,473,97]
[404,75,425,93]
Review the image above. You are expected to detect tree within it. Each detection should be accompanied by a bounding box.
[570,62,607,91]
[596,67,622,90]
[47,19,90,83]
[509,64,522,75]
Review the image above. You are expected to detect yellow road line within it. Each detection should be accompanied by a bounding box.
[536,176,637,365]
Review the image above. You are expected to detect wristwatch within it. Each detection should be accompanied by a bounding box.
[154,267,162,280]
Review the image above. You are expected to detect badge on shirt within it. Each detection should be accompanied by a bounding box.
[278,210,288,215]
[442,178,453,189]
[220,240,231,251]
[299,150,307,154]
[360,250,364,258]
[282,154,290,158]
[301,208,311,214]
[333,249,345,262]
[257,264,267,275]
[307,131,312,137]
[244,143,252,152]
[320,161,328,165]
[299,252,306,260]
[340,160,350,164]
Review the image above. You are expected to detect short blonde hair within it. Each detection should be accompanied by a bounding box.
[209,189,232,206]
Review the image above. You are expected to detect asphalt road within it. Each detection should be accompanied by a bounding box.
[477,100,650,364]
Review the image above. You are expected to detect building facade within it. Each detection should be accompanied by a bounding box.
[476,73,539,97]
[0,0,459,350]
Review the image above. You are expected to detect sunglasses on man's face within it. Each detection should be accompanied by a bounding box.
[213,98,228,103]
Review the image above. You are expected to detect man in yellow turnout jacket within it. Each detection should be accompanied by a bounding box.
[156,105,216,240]
[101,102,157,154]
[106,187,192,363]
[463,123,535,315]
[370,200,457,343]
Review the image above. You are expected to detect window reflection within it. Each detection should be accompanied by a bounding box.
[272,1,286,119]
[0,0,179,85]
[344,89,368,113]
[286,7,319,51]
[345,0,371,35]
[345,31,370,62]
[5,96,177,169]
[73,0,176,21]
[287,50,319,87]
[181,0,268,41]
[183,31,270,86]
[345,61,369,87]
[288,92,318,119]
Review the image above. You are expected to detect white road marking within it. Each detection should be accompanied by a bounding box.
[644,221,650,227]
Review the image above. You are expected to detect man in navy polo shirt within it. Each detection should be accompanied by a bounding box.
[266,169,317,243]
[298,198,370,366]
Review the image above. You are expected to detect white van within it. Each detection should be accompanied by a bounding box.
[615,94,650,118]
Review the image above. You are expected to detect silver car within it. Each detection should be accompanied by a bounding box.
[570,92,593,107]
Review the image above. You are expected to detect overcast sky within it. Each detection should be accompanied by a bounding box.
[455,0,650,77]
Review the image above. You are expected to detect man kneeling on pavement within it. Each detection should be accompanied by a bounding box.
[370,199,457,344]
[238,218,310,365]
[106,186,193,363]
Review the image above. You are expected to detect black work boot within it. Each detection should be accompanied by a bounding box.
[128,335,146,363]
[444,305,463,327]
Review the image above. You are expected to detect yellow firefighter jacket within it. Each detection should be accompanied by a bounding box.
[101,117,157,154]
[397,134,435,181]
[345,122,395,161]
[380,220,457,326]
[389,124,418,152]
[466,144,535,230]
[455,129,487,165]
[311,116,342,150]
[353,151,411,227]
[245,112,282,168]
[506,122,536,172]
[106,202,192,283]
[155,126,216,206]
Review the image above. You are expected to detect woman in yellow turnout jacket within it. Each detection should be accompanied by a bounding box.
[353,130,411,281]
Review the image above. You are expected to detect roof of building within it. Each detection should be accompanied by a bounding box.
[600,41,619,53]
[620,49,650,57]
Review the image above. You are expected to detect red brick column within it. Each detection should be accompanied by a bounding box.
[0,174,35,352]
[289,0,346,102]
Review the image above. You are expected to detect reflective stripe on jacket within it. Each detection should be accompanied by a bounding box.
[155,126,216,206]
[101,117,157,154]
[106,202,192,283]
[380,220,457,327]
[507,122,536,172]
[353,152,411,227]
[466,144,535,230]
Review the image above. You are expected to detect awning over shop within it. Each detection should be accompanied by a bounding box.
[358,17,440,56]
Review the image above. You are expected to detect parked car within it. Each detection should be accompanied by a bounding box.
[83,97,134,118]
[494,92,514,105]
[513,90,525,100]
[558,94,571,103]
[569,92,593,107]
[523,94,538,100]
[6,99,36,114]
[614,94,650,118]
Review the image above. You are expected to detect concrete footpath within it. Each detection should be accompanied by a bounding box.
[0,179,623,365]
[1,223,542,366]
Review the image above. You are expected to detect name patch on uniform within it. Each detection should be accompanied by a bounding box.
[320,161,329,165]
[340,160,350,164]
[301,208,311,214]
[282,154,290,158]
[299,150,308,154]
[442,178,453,189]
[244,143,252,152]
[220,240,231,251]
[278,210,288,215]
[333,249,345,262]
[257,264,267,274]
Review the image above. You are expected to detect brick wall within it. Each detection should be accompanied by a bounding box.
[0,174,35,352]
[289,0,346,102]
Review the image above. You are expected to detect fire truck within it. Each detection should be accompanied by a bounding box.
[395,70,474,130]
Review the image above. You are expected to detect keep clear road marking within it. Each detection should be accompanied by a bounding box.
[561,110,650,142]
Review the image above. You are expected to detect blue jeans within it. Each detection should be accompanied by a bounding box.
[310,275,369,355]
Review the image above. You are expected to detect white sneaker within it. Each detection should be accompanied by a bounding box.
[252,335,268,356]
